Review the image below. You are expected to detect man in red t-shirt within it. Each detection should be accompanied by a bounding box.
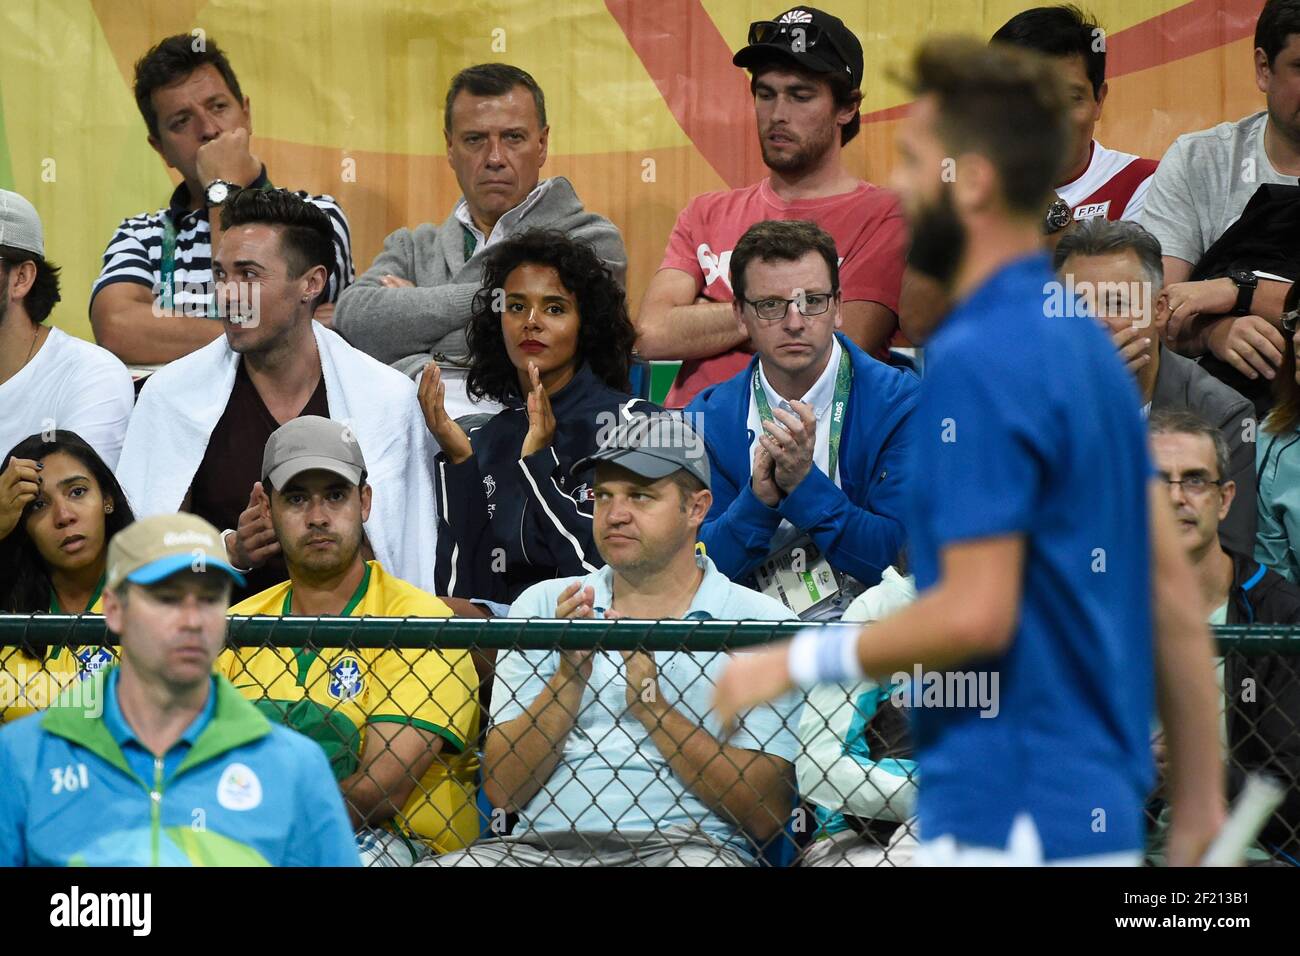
[635,7,906,408]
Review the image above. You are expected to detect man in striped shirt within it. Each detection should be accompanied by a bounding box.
[90,34,353,373]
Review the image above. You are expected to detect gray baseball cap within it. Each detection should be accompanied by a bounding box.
[0,189,43,258]
[262,416,367,488]
[573,414,710,489]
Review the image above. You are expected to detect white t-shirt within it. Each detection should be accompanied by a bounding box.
[0,327,135,470]
[746,336,844,555]
[1140,111,1296,265]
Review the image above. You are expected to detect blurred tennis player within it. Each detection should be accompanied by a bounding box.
[713,36,1224,866]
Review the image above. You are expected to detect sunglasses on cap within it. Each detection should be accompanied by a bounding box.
[747,19,851,69]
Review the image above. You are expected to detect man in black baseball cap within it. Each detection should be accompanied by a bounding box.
[636,6,907,409]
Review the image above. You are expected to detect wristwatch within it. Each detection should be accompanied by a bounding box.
[204,179,236,208]
[1229,270,1258,316]
[1044,197,1072,235]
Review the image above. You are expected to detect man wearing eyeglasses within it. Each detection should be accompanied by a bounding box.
[712,37,1224,867]
[1148,408,1300,865]
[687,220,916,620]
[636,6,906,409]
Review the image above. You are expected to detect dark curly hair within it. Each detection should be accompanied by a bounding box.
[0,431,136,620]
[465,230,634,403]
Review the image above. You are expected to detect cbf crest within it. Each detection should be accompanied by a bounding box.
[328,657,365,700]
[77,647,115,681]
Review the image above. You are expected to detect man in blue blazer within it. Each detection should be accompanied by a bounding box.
[687,219,918,619]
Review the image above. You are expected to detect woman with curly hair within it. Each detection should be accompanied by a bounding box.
[419,229,658,604]
[0,430,136,722]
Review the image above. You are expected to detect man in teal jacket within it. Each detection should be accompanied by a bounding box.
[0,513,359,866]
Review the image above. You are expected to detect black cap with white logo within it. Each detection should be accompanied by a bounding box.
[733,7,864,89]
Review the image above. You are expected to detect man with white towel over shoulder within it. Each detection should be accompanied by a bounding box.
[117,188,439,599]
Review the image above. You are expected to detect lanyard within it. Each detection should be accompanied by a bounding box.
[752,345,852,481]
[159,212,217,319]
[161,178,274,319]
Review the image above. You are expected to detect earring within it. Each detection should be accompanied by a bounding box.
[104,503,114,514]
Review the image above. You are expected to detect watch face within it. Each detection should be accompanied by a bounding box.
[1045,199,1072,233]
[207,181,230,205]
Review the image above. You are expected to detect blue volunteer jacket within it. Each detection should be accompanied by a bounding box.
[0,667,360,866]
[687,333,918,586]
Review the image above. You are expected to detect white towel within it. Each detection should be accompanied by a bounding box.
[117,323,440,593]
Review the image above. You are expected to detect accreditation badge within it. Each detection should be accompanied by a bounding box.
[752,537,865,621]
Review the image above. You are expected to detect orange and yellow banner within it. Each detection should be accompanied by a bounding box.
[0,0,1268,342]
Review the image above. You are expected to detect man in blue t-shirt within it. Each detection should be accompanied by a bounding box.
[425,415,800,867]
[714,37,1225,866]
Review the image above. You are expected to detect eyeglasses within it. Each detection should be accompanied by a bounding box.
[747,20,850,67]
[1159,473,1223,496]
[741,291,836,322]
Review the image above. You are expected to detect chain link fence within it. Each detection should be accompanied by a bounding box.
[2,615,1297,867]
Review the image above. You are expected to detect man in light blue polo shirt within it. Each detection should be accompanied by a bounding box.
[425,416,800,867]
[714,38,1225,866]
[0,513,359,866]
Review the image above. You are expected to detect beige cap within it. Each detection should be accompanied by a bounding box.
[105,513,246,591]
[262,415,367,489]
[0,189,43,258]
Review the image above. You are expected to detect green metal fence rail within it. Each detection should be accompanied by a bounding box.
[3,614,1298,867]
[4,615,1300,652]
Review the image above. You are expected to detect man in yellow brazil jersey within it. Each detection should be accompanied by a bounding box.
[220,415,481,866]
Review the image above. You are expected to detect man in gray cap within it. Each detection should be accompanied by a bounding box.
[426,414,803,867]
[0,188,133,470]
[219,416,482,867]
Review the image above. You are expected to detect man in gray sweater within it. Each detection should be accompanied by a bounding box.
[1055,218,1257,556]
[335,63,627,419]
